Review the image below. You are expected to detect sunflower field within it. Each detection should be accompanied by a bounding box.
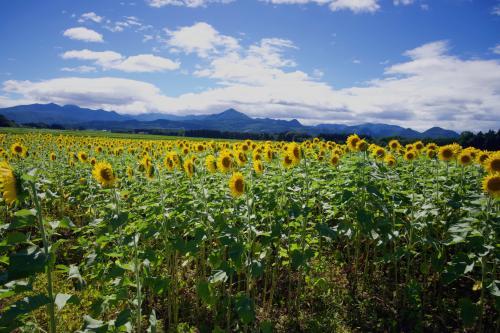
[0,131,499,332]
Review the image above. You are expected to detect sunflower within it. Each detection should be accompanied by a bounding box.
[414,141,424,151]
[264,148,274,162]
[356,140,369,152]
[50,152,57,161]
[205,155,217,173]
[484,153,500,174]
[426,149,437,159]
[183,158,195,178]
[282,153,294,168]
[404,150,417,161]
[11,142,26,157]
[388,140,401,151]
[330,154,340,167]
[347,134,360,151]
[217,151,233,173]
[288,143,301,164]
[236,150,248,166]
[144,164,155,180]
[476,151,490,165]
[372,147,386,160]
[482,174,500,198]
[384,154,396,167]
[126,166,134,179]
[77,151,88,163]
[229,172,245,197]
[457,151,473,166]
[0,161,18,205]
[438,145,455,162]
[92,161,116,188]
[253,160,264,174]
[90,157,97,166]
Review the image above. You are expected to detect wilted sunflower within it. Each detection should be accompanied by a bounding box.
[457,151,473,166]
[253,160,264,174]
[183,158,195,178]
[438,145,455,162]
[0,161,19,205]
[482,174,500,198]
[205,155,217,173]
[484,153,500,174]
[92,161,116,188]
[229,172,245,197]
[217,151,233,173]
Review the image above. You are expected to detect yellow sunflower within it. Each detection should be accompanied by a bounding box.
[404,150,417,161]
[438,145,455,162]
[77,151,88,163]
[388,139,401,151]
[282,153,294,168]
[384,154,397,167]
[330,154,340,167]
[229,172,245,197]
[484,153,500,174]
[0,161,18,205]
[217,151,233,173]
[347,134,360,151]
[183,158,195,178]
[92,161,116,188]
[457,151,473,166]
[482,174,500,198]
[205,155,217,173]
[10,142,26,157]
[253,160,264,174]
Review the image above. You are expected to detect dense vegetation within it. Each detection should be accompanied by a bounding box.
[0,131,498,332]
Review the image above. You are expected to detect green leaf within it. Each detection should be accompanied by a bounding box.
[0,231,28,246]
[234,293,255,325]
[0,294,50,326]
[8,209,36,230]
[459,297,477,328]
[82,315,108,333]
[115,308,132,327]
[0,245,48,284]
[197,281,216,306]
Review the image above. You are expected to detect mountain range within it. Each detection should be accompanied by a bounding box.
[0,103,460,139]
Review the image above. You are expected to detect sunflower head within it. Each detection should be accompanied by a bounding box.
[347,134,360,151]
[0,161,21,205]
[11,143,27,158]
[50,152,57,161]
[404,150,417,161]
[458,152,473,166]
[78,151,88,162]
[384,154,397,167]
[484,152,500,174]
[482,174,500,198]
[217,151,233,173]
[92,161,116,188]
[388,139,401,151]
[253,160,264,174]
[356,140,368,152]
[330,154,340,167]
[282,153,295,168]
[438,145,455,162]
[205,155,217,173]
[126,166,134,179]
[229,172,245,197]
[183,158,195,178]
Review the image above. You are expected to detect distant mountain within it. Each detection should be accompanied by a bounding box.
[0,103,460,139]
[0,103,129,124]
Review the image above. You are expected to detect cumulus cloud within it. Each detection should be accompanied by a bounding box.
[147,0,234,8]
[61,49,180,72]
[262,0,380,13]
[492,4,500,16]
[165,22,239,58]
[61,65,97,73]
[492,44,500,55]
[3,40,500,131]
[78,12,103,23]
[63,27,104,42]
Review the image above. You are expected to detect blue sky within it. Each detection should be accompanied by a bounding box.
[0,0,499,131]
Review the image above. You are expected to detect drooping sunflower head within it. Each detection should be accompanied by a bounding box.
[144,164,155,180]
[482,174,500,198]
[0,161,19,205]
[205,155,217,173]
[253,160,264,174]
[458,151,473,166]
[438,145,455,162]
[229,172,245,197]
[287,143,301,163]
[92,161,116,188]
[282,152,295,169]
[484,152,500,174]
[183,158,195,178]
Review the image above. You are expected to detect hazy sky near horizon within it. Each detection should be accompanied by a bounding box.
[0,0,499,131]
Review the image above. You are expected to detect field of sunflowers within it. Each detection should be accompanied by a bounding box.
[0,130,498,332]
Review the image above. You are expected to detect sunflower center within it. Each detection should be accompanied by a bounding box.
[487,177,500,191]
[234,178,244,193]
[222,157,231,168]
[442,149,453,158]
[491,159,500,172]
[14,146,22,153]
[100,168,113,181]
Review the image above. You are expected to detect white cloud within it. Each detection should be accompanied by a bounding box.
[493,44,500,55]
[393,0,414,5]
[147,0,234,8]
[63,27,104,42]
[61,65,97,73]
[61,49,180,72]
[165,22,239,58]
[3,40,500,131]
[492,4,500,16]
[78,12,103,23]
[263,0,380,13]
